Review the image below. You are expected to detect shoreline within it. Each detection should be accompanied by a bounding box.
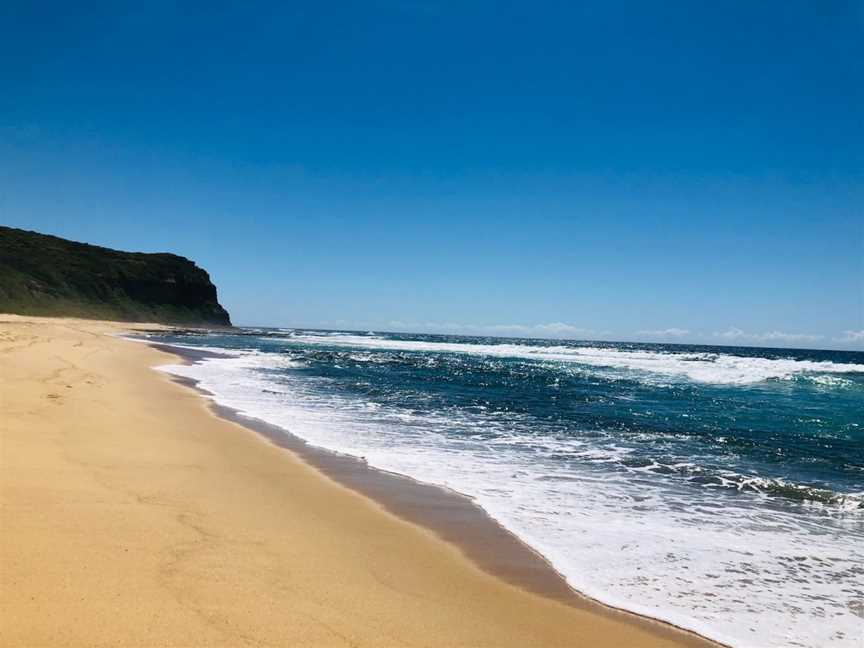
[1,315,716,647]
[150,338,722,648]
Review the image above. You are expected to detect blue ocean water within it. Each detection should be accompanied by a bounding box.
[147,328,864,648]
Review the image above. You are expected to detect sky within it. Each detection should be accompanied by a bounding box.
[1,1,862,349]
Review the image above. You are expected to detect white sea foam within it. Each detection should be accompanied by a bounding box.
[282,334,864,385]
[154,345,864,648]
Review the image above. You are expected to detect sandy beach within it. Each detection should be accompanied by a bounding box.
[0,315,714,648]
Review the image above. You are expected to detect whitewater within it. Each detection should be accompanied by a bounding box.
[145,329,864,648]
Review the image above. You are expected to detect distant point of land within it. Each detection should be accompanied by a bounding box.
[0,226,231,326]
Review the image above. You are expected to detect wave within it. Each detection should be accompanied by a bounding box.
[283,334,864,386]
[151,341,864,648]
[621,459,864,511]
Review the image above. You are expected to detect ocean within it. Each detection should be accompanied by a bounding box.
[144,328,864,648]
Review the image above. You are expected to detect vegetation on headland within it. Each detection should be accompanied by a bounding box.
[0,226,231,325]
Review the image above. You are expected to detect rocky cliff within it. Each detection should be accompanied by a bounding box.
[0,226,231,326]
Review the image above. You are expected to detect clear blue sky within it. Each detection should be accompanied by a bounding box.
[2,1,862,348]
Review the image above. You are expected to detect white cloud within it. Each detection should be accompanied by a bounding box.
[535,322,597,335]
[635,328,690,338]
[714,327,747,340]
[387,320,603,339]
[760,331,824,343]
[321,321,840,348]
[712,328,823,345]
[835,330,864,344]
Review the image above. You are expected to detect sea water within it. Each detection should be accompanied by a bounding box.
[146,328,864,648]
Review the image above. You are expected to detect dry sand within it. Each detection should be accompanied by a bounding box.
[0,315,715,647]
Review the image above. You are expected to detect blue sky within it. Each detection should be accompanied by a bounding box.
[1,1,862,348]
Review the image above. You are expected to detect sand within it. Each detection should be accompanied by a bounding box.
[0,315,715,647]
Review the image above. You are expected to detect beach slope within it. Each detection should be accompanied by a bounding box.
[0,316,710,647]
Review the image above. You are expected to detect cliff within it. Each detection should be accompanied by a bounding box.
[0,226,231,326]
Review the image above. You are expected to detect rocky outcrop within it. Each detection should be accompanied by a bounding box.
[0,226,231,326]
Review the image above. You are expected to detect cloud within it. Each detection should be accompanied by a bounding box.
[712,328,824,344]
[322,321,841,348]
[387,321,604,339]
[759,331,824,343]
[714,327,747,340]
[535,322,597,335]
[635,328,690,338]
[835,330,864,344]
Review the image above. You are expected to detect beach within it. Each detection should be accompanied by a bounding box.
[149,326,864,647]
[0,315,712,648]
